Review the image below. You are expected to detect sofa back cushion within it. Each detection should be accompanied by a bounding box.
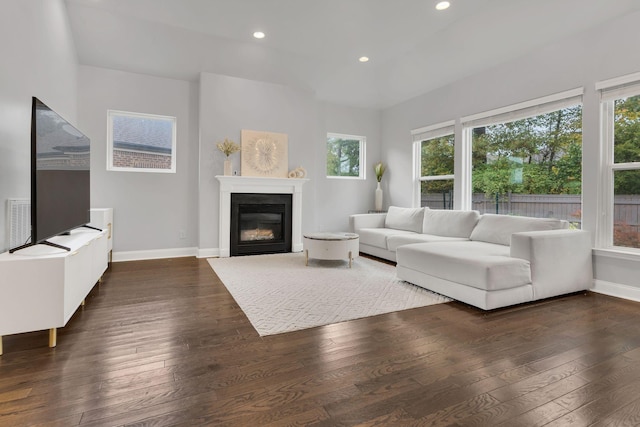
[470,214,569,246]
[385,206,425,233]
[422,209,480,238]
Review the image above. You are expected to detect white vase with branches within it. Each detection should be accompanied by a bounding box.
[374,162,386,211]
[217,138,241,176]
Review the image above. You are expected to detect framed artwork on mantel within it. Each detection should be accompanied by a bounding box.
[240,129,288,178]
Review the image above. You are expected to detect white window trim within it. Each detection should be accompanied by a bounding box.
[597,77,640,251]
[412,121,455,207]
[461,88,583,128]
[326,132,366,180]
[107,110,177,173]
[411,120,455,141]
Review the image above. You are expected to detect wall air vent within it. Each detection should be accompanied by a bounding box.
[7,199,31,250]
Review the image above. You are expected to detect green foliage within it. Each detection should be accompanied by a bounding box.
[421,135,454,192]
[614,95,640,194]
[327,137,360,177]
[471,106,583,197]
[374,161,386,182]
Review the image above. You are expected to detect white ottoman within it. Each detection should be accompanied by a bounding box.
[303,232,360,268]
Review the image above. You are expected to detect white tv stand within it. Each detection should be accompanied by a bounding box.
[0,227,109,355]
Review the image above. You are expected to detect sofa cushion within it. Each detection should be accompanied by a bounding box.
[397,241,531,291]
[358,228,417,250]
[469,214,569,246]
[384,206,425,233]
[387,234,467,252]
[422,209,480,238]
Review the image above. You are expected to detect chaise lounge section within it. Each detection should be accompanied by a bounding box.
[350,207,593,310]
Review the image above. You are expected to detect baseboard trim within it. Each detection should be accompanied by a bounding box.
[197,248,220,258]
[113,247,198,262]
[591,279,640,303]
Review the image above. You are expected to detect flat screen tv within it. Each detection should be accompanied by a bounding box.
[11,97,91,252]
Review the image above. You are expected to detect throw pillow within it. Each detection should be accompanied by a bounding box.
[385,206,425,233]
[422,209,480,238]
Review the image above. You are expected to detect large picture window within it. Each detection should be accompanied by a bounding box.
[599,75,640,249]
[326,133,365,179]
[107,110,177,173]
[463,90,583,227]
[412,122,455,209]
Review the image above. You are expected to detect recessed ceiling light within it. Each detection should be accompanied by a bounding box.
[359,56,369,63]
[253,31,265,39]
[436,1,450,10]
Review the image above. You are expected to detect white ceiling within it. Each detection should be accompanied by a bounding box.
[64,0,639,109]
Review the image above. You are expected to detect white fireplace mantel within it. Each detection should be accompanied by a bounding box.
[216,176,309,257]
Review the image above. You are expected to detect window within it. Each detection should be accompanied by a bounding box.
[598,74,640,249]
[412,122,455,209]
[326,133,365,179]
[107,110,177,173]
[462,90,583,227]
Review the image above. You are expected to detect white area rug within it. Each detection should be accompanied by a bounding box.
[208,253,451,336]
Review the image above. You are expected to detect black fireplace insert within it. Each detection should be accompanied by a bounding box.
[230,193,292,256]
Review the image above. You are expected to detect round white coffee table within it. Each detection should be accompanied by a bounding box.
[303,232,360,268]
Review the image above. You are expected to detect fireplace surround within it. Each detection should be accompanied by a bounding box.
[216,176,308,257]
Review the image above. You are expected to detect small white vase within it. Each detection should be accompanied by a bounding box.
[375,181,383,211]
[223,158,232,176]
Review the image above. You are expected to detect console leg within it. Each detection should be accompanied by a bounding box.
[305,249,309,266]
[0,336,3,355]
[49,329,57,348]
[349,251,352,268]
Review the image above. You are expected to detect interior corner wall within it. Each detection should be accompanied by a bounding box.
[318,102,383,231]
[198,72,319,254]
[78,66,199,255]
[381,10,640,288]
[0,0,78,253]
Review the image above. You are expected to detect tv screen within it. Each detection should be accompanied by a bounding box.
[31,97,90,244]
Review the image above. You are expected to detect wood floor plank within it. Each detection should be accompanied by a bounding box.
[0,256,638,426]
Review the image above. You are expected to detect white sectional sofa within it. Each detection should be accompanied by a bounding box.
[349,206,593,310]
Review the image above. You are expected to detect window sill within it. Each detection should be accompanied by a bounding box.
[593,247,640,262]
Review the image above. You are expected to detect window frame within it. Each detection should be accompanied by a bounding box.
[412,121,455,208]
[325,132,366,180]
[596,72,640,251]
[107,109,177,173]
[460,88,584,219]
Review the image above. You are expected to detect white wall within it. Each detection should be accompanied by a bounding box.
[381,11,640,290]
[197,73,382,254]
[318,102,382,231]
[0,0,78,253]
[78,66,199,258]
[198,73,319,254]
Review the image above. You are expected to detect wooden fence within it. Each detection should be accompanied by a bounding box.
[421,193,640,230]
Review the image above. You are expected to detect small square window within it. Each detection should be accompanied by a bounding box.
[107,110,177,173]
[326,133,365,179]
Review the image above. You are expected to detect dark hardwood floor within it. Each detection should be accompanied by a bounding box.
[1,256,640,426]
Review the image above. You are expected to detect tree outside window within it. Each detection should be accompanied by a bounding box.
[471,105,583,226]
[420,134,454,209]
[326,133,365,179]
[612,95,640,248]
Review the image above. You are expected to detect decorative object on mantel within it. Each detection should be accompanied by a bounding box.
[374,161,386,211]
[216,138,241,176]
[241,129,288,178]
[288,166,307,178]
